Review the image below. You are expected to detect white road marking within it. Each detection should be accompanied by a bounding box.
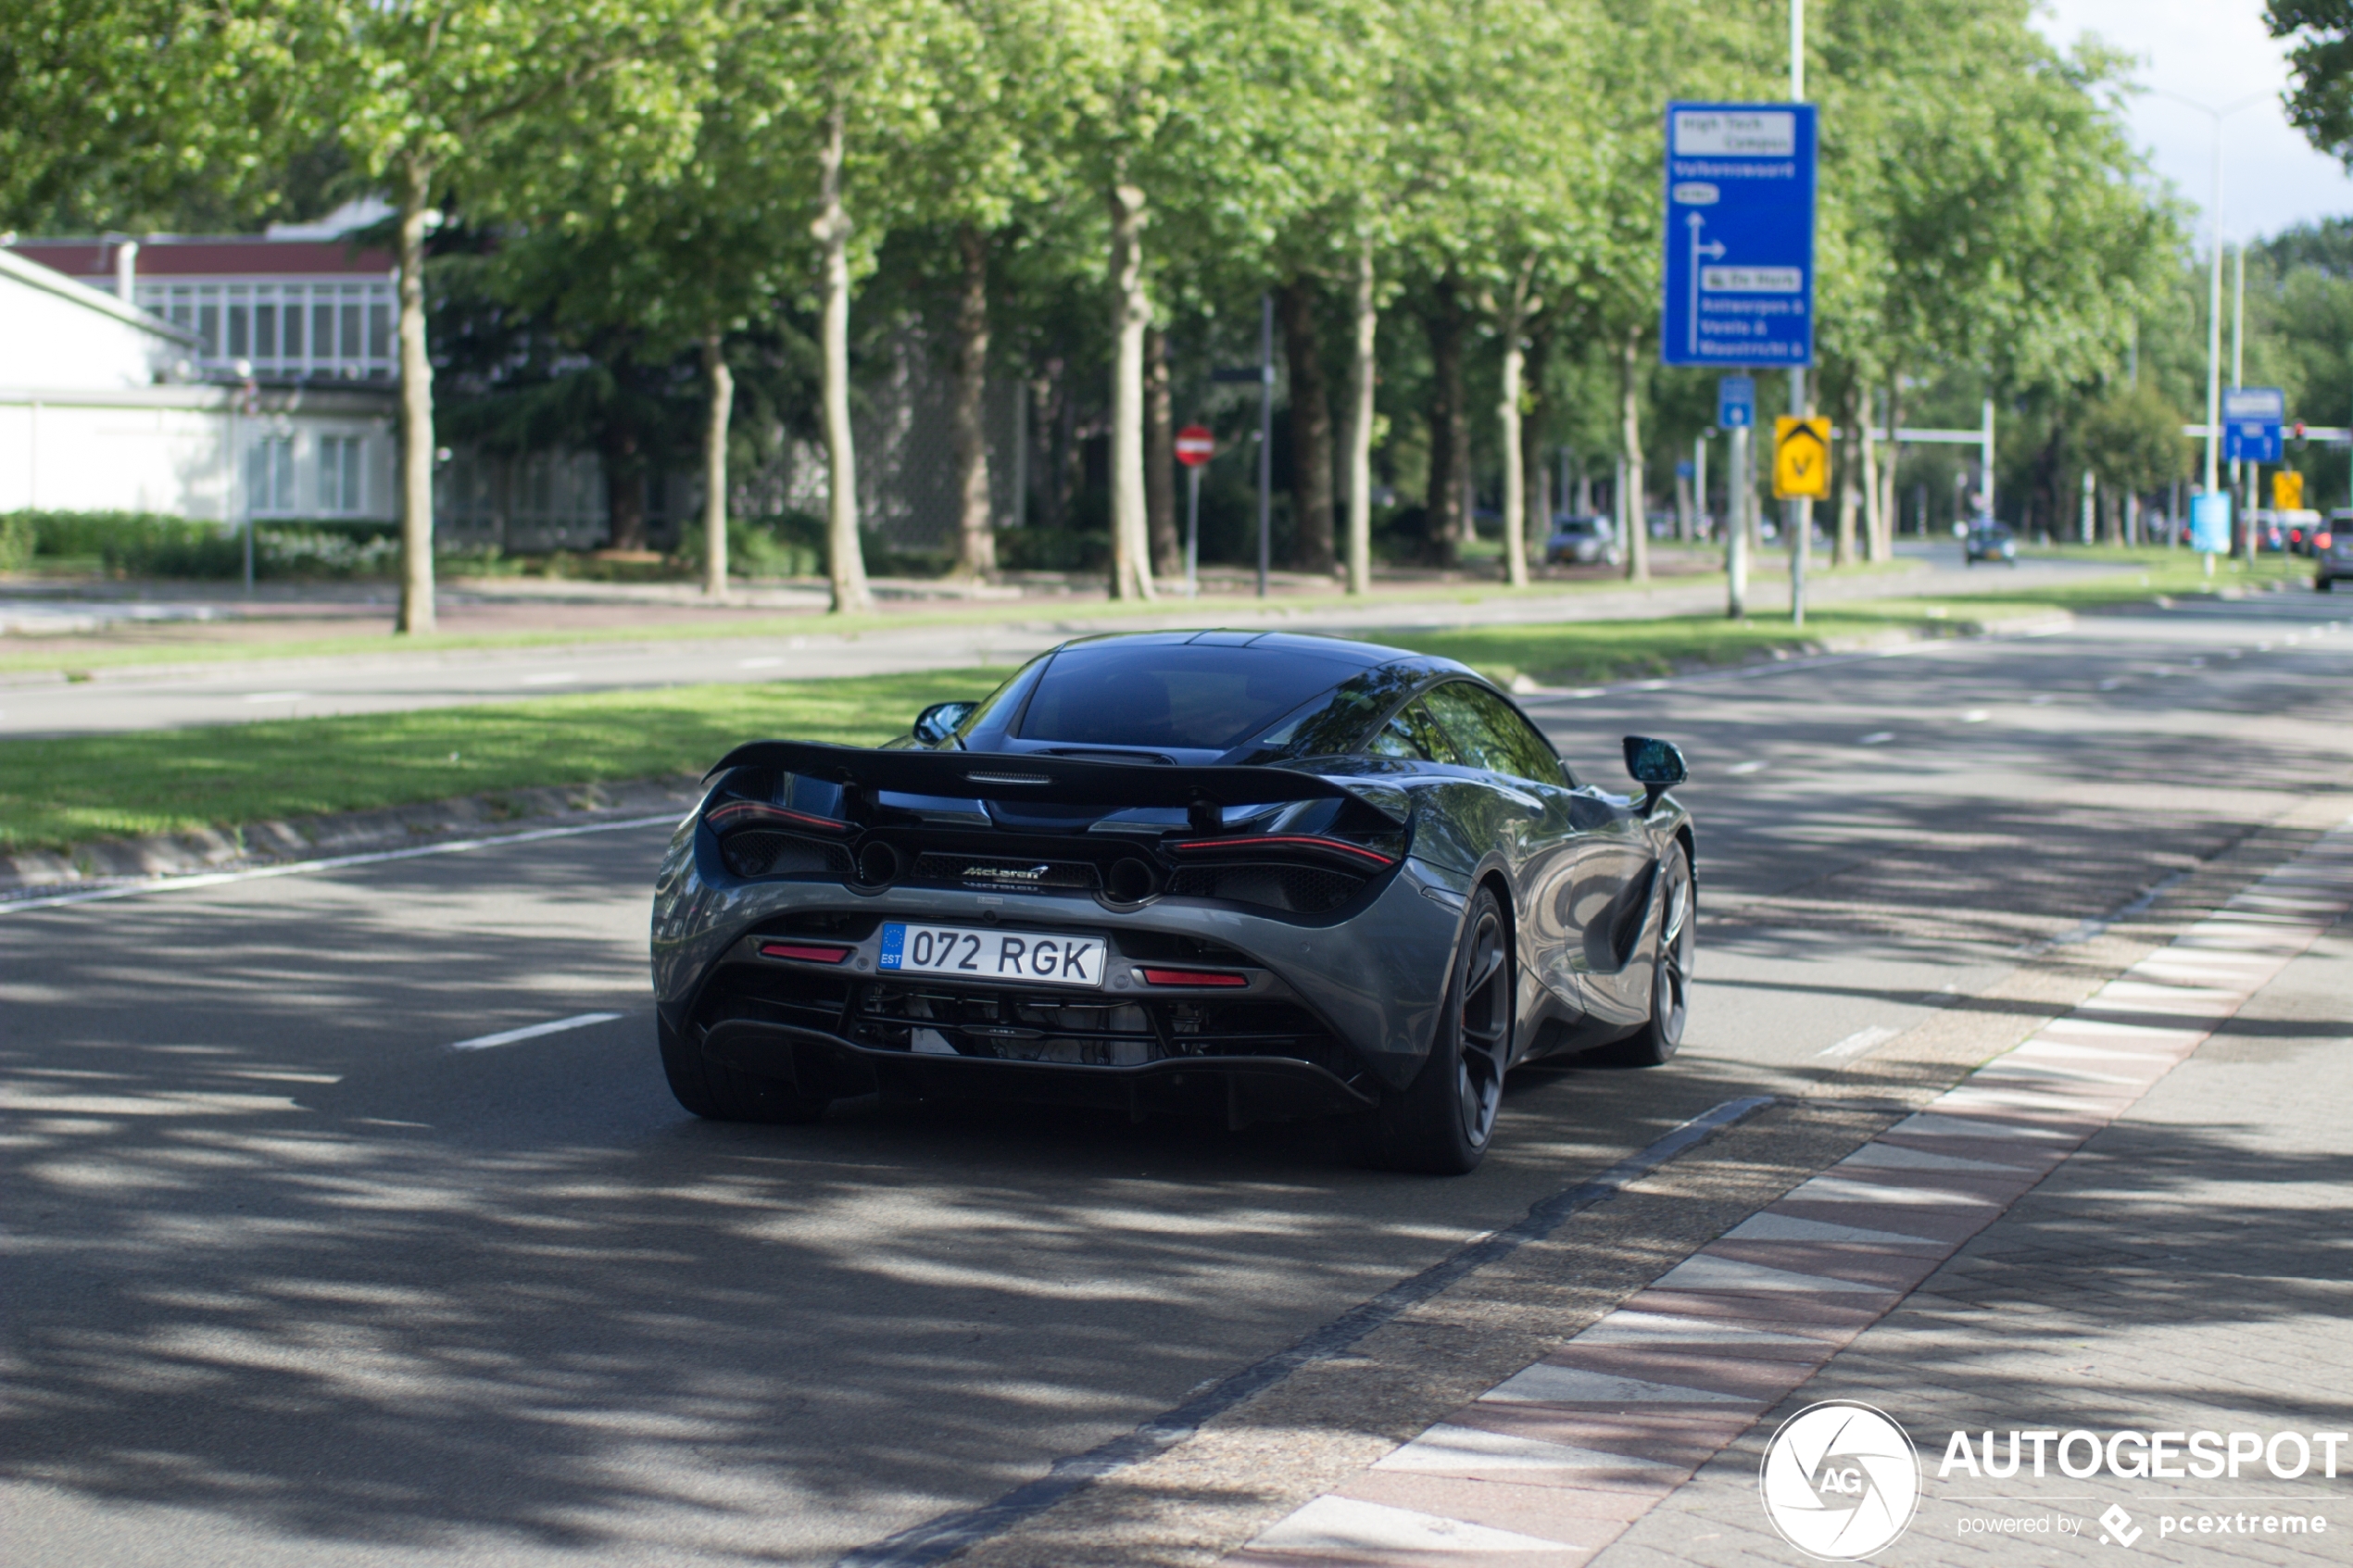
[1251,1496,1575,1553]
[1722,1213,1943,1248]
[737,657,786,669]
[1859,731,1895,745]
[1377,1423,1676,1473]
[1960,709,1991,722]
[1727,759,1766,774]
[521,671,579,685]
[448,1011,623,1051]
[0,813,683,916]
[1485,1362,1756,1404]
[243,691,308,702]
[1818,1023,1899,1059]
[1649,1253,1899,1295]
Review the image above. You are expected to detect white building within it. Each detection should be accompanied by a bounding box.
[1,232,397,524]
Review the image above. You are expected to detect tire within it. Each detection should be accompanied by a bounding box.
[2320,576,2334,594]
[1605,845,1693,1068]
[659,1014,832,1124]
[1351,885,1514,1175]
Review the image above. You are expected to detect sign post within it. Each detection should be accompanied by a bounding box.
[1175,424,1214,595]
[1663,105,1816,622]
[1718,376,1755,618]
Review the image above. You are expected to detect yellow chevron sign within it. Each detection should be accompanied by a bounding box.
[1774,416,1831,500]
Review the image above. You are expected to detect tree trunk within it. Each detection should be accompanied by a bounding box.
[1522,320,1552,559]
[1618,327,1648,583]
[701,331,733,595]
[1145,325,1178,577]
[1106,179,1154,600]
[1425,274,1466,567]
[394,155,436,634]
[1858,383,1882,563]
[1833,381,1859,567]
[950,224,996,577]
[603,420,648,550]
[1277,278,1336,573]
[1494,257,1537,588]
[1346,239,1376,596]
[1880,378,1904,549]
[815,107,870,613]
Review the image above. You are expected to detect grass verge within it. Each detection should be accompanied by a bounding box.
[1,549,2311,857]
[1,547,1818,678]
[2,669,1008,854]
[1385,550,2308,687]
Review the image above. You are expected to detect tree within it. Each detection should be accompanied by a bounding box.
[2271,1,2353,163]
[0,0,291,232]
[287,0,706,633]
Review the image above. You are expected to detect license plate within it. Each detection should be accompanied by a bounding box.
[877,922,1106,988]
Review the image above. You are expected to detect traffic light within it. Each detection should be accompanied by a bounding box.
[2273,471,2304,512]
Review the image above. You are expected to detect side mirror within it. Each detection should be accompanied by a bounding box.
[912,700,976,746]
[1622,735,1687,809]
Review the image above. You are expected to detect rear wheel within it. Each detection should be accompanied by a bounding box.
[1607,845,1692,1068]
[660,1015,832,1124]
[1351,886,1513,1175]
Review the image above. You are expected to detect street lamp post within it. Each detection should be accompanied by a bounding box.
[2152,88,2265,571]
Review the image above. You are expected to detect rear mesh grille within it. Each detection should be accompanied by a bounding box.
[723,830,854,880]
[908,853,1101,892]
[1169,863,1365,913]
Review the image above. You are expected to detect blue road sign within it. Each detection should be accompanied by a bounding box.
[1717,375,1755,428]
[1661,103,1817,369]
[2222,387,2284,463]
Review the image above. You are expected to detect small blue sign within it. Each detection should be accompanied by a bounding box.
[1661,104,1817,369]
[2190,492,2232,553]
[2223,387,2284,463]
[1717,375,1755,429]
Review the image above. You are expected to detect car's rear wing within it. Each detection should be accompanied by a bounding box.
[706,740,1404,824]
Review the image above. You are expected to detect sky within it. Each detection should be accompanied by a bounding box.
[2032,0,2353,245]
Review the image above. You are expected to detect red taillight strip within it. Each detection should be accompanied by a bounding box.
[706,800,854,835]
[1170,834,1397,868]
[759,942,853,964]
[1138,967,1250,987]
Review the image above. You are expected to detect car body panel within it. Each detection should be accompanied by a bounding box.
[651,631,1694,1125]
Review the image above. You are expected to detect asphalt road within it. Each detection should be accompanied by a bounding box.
[0,545,2108,738]
[6,594,2348,1567]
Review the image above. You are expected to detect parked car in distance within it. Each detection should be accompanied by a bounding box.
[2318,511,2352,592]
[1544,514,1620,566]
[1963,521,2018,565]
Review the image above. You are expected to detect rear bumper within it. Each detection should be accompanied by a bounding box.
[651,812,1468,1104]
[698,1016,1378,1122]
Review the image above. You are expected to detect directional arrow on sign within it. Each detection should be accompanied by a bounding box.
[1687,213,1725,358]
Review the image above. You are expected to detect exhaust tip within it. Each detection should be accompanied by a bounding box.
[1105,858,1156,904]
[857,841,902,886]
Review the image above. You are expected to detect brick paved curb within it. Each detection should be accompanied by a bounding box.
[1222,821,2353,1567]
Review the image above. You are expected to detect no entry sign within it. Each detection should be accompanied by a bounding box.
[1175,425,1215,467]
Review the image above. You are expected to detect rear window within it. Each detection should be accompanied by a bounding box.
[1017,642,1365,752]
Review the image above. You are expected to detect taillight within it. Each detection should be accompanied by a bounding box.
[760,942,852,964]
[1169,834,1397,870]
[1138,968,1249,987]
[2320,532,2335,550]
[707,800,853,835]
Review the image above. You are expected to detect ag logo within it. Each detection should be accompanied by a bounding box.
[1758,1400,1920,1560]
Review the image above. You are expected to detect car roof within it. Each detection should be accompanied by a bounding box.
[1050,628,1473,680]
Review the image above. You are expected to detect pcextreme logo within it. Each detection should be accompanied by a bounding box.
[1759,1400,1922,1561]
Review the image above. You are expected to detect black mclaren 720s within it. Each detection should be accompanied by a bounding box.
[651,630,1695,1173]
